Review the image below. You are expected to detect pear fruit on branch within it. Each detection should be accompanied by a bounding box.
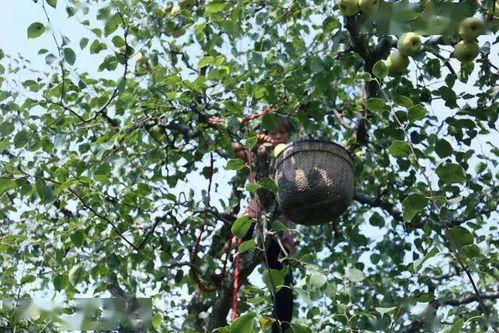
[458,17,485,41]
[273,144,287,158]
[359,0,379,15]
[149,125,166,142]
[397,32,422,56]
[386,51,409,75]
[338,0,359,16]
[453,40,480,63]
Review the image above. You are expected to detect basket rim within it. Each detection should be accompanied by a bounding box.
[272,139,354,171]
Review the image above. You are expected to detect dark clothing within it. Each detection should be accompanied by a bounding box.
[267,239,293,333]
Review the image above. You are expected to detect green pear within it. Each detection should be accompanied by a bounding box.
[453,40,480,63]
[338,0,359,16]
[149,125,166,142]
[397,32,422,56]
[386,51,409,75]
[458,17,485,41]
[273,144,287,158]
[359,0,379,15]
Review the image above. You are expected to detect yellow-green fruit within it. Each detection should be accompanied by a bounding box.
[397,32,422,56]
[386,51,409,75]
[359,0,379,15]
[458,17,485,41]
[338,0,359,16]
[149,125,165,142]
[453,40,480,63]
[273,143,287,158]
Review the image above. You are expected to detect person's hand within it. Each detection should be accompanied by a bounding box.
[232,143,249,162]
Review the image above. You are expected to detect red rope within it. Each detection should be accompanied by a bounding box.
[191,227,236,293]
[241,104,273,123]
[231,238,243,321]
[190,224,217,292]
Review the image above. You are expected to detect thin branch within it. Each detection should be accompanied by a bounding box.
[68,188,138,251]
[441,292,499,306]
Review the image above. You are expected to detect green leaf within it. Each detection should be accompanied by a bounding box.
[447,226,473,250]
[70,230,85,247]
[230,311,256,333]
[438,86,458,109]
[436,163,466,183]
[258,178,277,192]
[369,212,385,227]
[413,292,434,302]
[345,268,365,282]
[226,159,246,170]
[262,113,279,132]
[104,14,121,36]
[388,140,410,157]
[393,95,413,108]
[239,239,257,254]
[461,244,481,258]
[408,104,427,122]
[53,275,66,291]
[309,271,327,290]
[372,60,388,79]
[365,98,388,113]
[271,220,289,232]
[111,35,125,48]
[375,306,397,316]
[14,130,30,148]
[36,178,52,203]
[80,37,89,49]
[198,56,214,68]
[246,183,262,193]
[402,194,428,221]
[0,178,16,194]
[263,269,285,291]
[68,265,84,285]
[309,56,323,73]
[290,323,312,333]
[412,247,439,272]
[231,215,253,238]
[64,48,76,65]
[90,40,107,54]
[206,3,227,14]
[0,121,15,136]
[21,275,37,284]
[448,319,464,333]
[55,179,79,195]
[27,22,45,39]
[152,314,163,328]
[435,139,453,158]
[47,0,57,8]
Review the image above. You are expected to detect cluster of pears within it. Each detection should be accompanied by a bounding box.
[453,17,484,63]
[337,0,379,16]
[385,32,422,75]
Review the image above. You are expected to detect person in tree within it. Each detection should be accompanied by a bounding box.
[233,118,296,332]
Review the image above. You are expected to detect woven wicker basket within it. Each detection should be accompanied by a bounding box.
[271,140,354,225]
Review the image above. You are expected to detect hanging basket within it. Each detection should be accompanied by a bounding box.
[271,140,354,225]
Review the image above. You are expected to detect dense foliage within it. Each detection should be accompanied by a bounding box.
[0,0,498,332]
